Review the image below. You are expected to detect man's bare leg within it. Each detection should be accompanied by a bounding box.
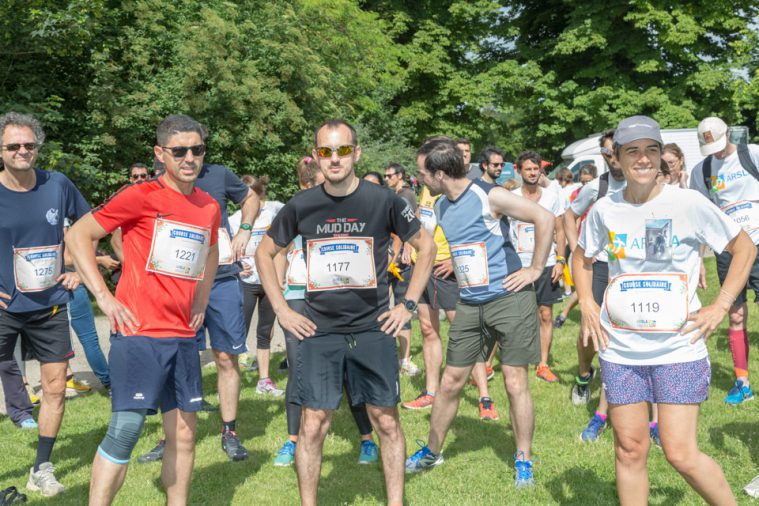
[38,361,67,438]
[366,405,405,506]
[161,409,197,506]
[502,364,533,458]
[428,365,473,453]
[214,350,240,422]
[296,407,333,506]
[89,452,129,505]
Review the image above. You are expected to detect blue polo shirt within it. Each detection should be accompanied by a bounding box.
[0,169,90,313]
[194,164,250,280]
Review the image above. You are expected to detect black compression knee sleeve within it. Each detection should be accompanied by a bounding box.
[98,410,148,464]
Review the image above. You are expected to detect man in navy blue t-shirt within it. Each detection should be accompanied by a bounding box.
[0,112,89,497]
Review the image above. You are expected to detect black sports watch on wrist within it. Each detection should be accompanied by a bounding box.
[401,298,418,312]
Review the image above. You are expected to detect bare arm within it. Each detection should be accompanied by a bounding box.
[563,208,581,253]
[231,189,261,261]
[572,245,608,352]
[552,214,566,282]
[274,244,291,289]
[256,235,316,339]
[66,213,138,334]
[378,227,436,336]
[189,245,218,331]
[110,228,124,262]
[489,187,555,291]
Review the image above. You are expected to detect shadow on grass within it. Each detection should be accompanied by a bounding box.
[545,466,616,504]
[182,450,269,505]
[708,421,759,466]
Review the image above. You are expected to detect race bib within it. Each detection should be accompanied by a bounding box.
[450,242,489,288]
[218,228,234,265]
[721,200,759,233]
[605,273,688,332]
[286,248,307,287]
[515,223,535,253]
[244,228,268,258]
[13,244,63,292]
[418,206,437,234]
[146,218,210,280]
[306,237,377,291]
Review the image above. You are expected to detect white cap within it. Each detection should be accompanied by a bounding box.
[697,117,728,156]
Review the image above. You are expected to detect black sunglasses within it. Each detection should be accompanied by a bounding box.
[131,173,148,180]
[2,143,38,152]
[160,144,206,159]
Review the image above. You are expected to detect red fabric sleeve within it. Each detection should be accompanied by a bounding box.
[92,184,145,234]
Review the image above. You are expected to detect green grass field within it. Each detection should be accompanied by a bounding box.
[2,258,759,505]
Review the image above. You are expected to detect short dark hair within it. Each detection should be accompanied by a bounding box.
[418,139,466,179]
[314,119,357,146]
[578,163,597,179]
[0,112,45,144]
[599,129,615,148]
[556,167,574,182]
[455,137,471,148]
[424,135,453,144]
[363,171,385,186]
[515,150,542,170]
[478,146,505,168]
[128,163,150,178]
[156,114,208,146]
[386,162,406,177]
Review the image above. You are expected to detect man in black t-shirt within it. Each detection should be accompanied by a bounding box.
[256,119,435,506]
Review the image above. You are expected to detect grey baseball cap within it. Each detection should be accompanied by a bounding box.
[613,116,663,146]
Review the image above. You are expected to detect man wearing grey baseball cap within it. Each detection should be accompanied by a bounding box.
[689,117,759,410]
[575,113,753,506]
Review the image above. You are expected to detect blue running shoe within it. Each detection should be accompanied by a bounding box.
[17,418,37,430]
[580,414,607,442]
[273,440,296,467]
[649,423,661,448]
[725,380,754,405]
[358,440,379,464]
[514,451,535,488]
[405,440,444,474]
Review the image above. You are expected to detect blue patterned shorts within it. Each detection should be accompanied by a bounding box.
[600,357,711,405]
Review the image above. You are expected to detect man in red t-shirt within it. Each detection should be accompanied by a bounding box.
[66,115,220,505]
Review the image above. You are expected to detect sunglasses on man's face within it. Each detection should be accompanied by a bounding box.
[2,143,38,152]
[488,162,505,168]
[315,145,355,158]
[160,144,206,159]
[384,172,398,179]
[131,173,148,180]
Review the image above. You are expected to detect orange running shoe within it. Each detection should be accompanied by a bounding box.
[479,397,499,420]
[469,366,495,386]
[402,392,435,410]
[536,364,558,382]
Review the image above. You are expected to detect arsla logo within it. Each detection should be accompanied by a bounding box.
[45,208,59,226]
[606,231,627,261]
[316,217,366,234]
[710,175,725,193]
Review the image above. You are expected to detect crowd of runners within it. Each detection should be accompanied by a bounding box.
[1,109,759,505]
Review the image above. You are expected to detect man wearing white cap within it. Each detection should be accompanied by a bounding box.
[689,116,759,406]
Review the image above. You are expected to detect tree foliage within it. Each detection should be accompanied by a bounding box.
[0,0,756,204]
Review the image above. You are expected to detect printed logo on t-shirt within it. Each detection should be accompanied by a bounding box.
[45,208,59,226]
[401,205,415,223]
[316,218,366,234]
[710,175,725,194]
[645,219,672,261]
[606,232,627,261]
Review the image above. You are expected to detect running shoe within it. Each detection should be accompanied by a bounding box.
[402,392,434,410]
[66,376,91,394]
[405,441,444,474]
[649,423,661,448]
[221,431,249,461]
[744,474,759,498]
[358,440,379,464]
[514,451,535,488]
[27,462,64,497]
[580,414,606,442]
[137,440,165,463]
[273,440,296,466]
[536,364,558,383]
[725,380,754,405]
[400,358,420,376]
[256,378,284,397]
[553,315,567,328]
[479,397,499,421]
[200,399,219,412]
[17,418,37,430]
[570,367,595,406]
[486,366,495,381]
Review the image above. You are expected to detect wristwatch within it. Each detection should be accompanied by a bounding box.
[239,223,252,231]
[401,298,418,312]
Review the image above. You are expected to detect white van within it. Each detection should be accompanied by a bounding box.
[561,126,749,178]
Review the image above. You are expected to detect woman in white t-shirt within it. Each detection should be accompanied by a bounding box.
[229,175,285,396]
[574,116,754,505]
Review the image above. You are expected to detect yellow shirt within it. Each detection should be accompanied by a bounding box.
[416,186,451,262]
